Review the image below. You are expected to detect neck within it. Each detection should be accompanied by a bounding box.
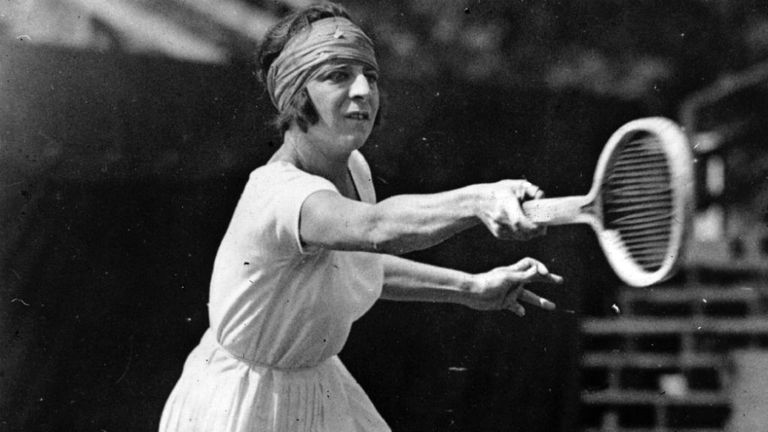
[270,126,351,182]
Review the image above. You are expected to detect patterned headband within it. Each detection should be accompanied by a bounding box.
[266,17,378,113]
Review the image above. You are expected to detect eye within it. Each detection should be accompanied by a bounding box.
[325,70,350,82]
[365,72,379,85]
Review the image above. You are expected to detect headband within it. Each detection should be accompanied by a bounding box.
[266,17,378,113]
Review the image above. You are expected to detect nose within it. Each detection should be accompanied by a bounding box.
[349,72,371,100]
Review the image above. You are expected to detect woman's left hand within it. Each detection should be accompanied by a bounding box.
[464,257,563,316]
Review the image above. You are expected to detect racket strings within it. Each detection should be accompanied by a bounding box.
[602,135,673,272]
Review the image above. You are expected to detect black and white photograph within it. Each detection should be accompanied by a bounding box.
[2,1,768,431]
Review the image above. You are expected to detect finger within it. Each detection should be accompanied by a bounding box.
[535,260,549,275]
[507,301,526,317]
[533,265,564,283]
[526,271,565,285]
[522,182,544,200]
[548,272,565,284]
[499,280,525,311]
[500,198,541,241]
[518,216,543,241]
[513,225,546,241]
[519,264,540,280]
[502,197,534,223]
[528,261,565,284]
[509,257,539,272]
[515,181,533,199]
[502,281,525,303]
[519,289,556,311]
[518,214,539,232]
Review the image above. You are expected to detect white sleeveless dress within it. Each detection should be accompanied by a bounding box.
[159,151,390,432]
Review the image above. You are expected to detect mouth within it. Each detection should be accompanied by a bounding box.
[344,112,370,121]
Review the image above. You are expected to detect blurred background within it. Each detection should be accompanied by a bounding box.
[2,0,768,431]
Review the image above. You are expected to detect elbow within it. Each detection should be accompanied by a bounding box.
[370,238,410,255]
[365,225,403,255]
[357,205,436,255]
[361,214,409,255]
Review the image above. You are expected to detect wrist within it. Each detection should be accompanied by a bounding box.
[458,273,481,306]
[465,183,491,222]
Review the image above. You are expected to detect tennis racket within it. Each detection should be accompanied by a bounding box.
[522,117,694,287]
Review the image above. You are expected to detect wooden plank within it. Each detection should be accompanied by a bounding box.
[581,389,729,405]
[581,352,725,369]
[584,428,722,432]
[620,286,764,303]
[582,318,768,335]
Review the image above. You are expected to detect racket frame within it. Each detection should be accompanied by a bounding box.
[522,117,694,287]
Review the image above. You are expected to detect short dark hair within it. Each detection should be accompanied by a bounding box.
[256,2,382,133]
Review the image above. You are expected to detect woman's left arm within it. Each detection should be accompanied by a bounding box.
[380,254,563,316]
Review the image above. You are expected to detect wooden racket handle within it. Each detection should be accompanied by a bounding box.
[522,196,590,226]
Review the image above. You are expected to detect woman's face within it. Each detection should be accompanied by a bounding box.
[305,60,379,152]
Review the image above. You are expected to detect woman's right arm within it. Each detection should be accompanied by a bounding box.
[299,180,545,254]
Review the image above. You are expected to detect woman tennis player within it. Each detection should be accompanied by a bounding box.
[159,3,563,431]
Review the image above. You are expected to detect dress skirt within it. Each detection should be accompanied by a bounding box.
[159,330,390,432]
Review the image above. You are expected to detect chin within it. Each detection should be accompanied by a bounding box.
[341,133,370,150]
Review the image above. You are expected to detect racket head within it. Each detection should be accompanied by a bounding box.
[588,117,694,287]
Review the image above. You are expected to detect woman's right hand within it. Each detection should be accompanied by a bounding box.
[475,180,546,241]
